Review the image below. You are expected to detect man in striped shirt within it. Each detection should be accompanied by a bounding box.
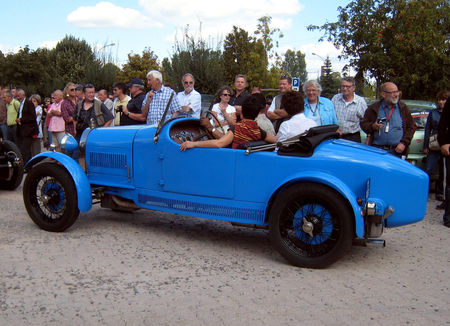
[139,70,181,125]
[332,77,367,142]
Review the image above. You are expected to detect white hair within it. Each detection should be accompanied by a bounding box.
[303,80,322,94]
[147,70,163,84]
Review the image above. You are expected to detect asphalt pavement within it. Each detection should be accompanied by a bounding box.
[0,183,449,325]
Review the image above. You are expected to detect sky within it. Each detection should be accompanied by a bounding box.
[1,0,352,80]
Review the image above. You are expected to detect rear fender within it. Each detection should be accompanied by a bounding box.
[269,171,364,238]
[26,153,92,212]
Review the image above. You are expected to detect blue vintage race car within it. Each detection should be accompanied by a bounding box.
[22,117,429,268]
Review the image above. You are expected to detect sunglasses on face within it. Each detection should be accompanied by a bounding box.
[222,93,231,97]
[184,81,194,85]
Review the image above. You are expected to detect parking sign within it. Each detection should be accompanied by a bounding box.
[292,77,300,91]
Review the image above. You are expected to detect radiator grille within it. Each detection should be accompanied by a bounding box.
[90,152,127,169]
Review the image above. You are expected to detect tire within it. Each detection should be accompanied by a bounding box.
[269,183,353,268]
[23,162,79,232]
[0,140,24,190]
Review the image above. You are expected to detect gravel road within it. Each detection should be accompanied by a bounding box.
[0,184,449,325]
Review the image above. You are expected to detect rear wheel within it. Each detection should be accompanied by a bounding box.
[23,162,79,232]
[269,183,353,268]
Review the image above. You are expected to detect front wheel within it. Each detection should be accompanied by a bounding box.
[23,162,79,232]
[269,183,353,268]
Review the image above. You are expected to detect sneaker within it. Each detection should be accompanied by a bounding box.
[436,202,446,210]
[444,221,450,228]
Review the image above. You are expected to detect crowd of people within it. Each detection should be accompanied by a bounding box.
[0,70,448,226]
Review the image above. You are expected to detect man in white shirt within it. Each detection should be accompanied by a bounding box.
[277,91,317,142]
[176,73,201,118]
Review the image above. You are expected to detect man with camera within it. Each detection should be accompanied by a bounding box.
[121,78,146,126]
[360,82,414,158]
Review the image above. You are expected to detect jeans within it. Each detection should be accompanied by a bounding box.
[0,124,7,139]
[7,125,16,144]
[425,151,444,196]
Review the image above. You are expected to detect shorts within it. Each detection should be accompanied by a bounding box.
[51,131,66,147]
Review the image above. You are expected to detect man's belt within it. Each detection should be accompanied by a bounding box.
[373,144,397,150]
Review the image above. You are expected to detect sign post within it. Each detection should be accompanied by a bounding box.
[292,77,300,91]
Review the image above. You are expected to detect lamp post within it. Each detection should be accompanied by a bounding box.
[98,43,116,65]
[311,52,326,78]
[99,43,116,51]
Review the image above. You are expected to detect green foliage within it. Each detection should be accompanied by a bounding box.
[52,35,98,85]
[162,27,225,94]
[254,16,284,65]
[0,35,121,96]
[319,56,341,99]
[309,0,450,100]
[223,26,268,88]
[280,49,308,84]
[0,46,56,96]
[118,47,160,84]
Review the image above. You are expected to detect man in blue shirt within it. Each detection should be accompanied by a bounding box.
[360,82,415,157]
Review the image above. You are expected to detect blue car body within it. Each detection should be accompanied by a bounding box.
[23,118,429,268]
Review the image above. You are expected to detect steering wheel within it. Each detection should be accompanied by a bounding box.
[201,110,226,139]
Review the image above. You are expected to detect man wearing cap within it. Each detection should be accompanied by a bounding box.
[127,70,181,125]
[75,84,84,102]
[176,73,201,118]
[121,78,146,126]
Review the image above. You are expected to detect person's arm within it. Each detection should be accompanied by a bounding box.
[61,102,74,123]
[180,130,234,151]
[423,110,433,153]
[264,133,277,143]
[190,93,202,117]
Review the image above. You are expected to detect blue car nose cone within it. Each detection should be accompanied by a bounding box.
[60,133,78,153]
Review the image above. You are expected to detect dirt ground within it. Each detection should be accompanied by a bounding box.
[0,184,449,325]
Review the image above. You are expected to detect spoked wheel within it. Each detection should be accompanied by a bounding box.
[269,183,353,268]
[23,162,79,232]
[0,140,24,190]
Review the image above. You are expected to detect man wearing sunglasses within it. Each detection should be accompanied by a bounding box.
[176,73,201,118]
[360,82,414,157]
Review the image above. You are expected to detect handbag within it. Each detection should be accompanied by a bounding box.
[429,134,440,151]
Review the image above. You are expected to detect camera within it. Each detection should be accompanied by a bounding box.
[377,117,387,124]
[116,105,123,113]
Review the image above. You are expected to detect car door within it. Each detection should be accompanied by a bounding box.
[159,136,236,199]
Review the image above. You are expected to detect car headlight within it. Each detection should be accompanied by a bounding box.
[60,133,78,153]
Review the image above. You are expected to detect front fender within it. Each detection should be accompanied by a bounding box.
[26,153,92,212]
[270,171,364,238]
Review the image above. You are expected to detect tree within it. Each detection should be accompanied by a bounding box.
[52,35,99,85]
[1,46,56,96]
[223,26,268,88]
[162,26,225,94]
[308,0,450,100]
[254,16,283,65]
[280,49,308,83]
[118,48,160,84]
[319,56,341,99]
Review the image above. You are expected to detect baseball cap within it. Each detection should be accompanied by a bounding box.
[128,78,144,87]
